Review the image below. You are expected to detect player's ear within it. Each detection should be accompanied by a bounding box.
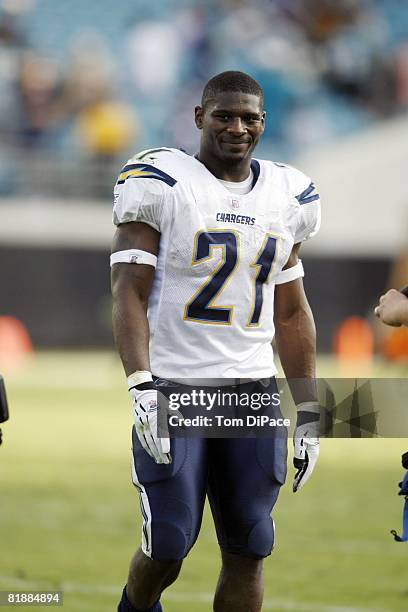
[195,105,204,129]
[261,111,266,131]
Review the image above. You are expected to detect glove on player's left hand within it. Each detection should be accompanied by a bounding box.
[293,402,320,492]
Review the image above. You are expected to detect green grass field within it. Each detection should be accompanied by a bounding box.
[1,352,407,612]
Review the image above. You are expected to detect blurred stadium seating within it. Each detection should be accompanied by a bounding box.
[0,0,408,356]
[1,0,408,196]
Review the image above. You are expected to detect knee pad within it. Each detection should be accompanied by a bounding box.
[246,517,275,559]
[142,497,196,561]
[147,521,189,561]
[219,517,275,559]
[149,523,189,561]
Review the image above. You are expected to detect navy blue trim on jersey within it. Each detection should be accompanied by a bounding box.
[117,163,177,187]
[137,148,172,160]
[296,182,320,205]
[251,159,261,188]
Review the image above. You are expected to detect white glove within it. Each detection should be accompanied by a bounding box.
[293,402,320,492]
[130,383,171,464]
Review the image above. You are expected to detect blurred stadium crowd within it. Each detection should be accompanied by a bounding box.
[1,0,408,197]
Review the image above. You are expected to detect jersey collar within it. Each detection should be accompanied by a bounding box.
[193,154,262,197]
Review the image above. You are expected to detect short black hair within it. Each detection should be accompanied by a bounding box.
[201,71,264,109]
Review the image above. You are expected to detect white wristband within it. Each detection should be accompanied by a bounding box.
[110,249,157,268]
[296,401,320,414]
[275,260,304,285]
[127,370,153,389]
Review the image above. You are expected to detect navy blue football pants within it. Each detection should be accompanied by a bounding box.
[130,378,287,561]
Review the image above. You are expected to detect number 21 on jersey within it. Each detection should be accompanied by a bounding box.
[183,230,279,326]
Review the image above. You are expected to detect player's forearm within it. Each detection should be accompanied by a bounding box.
[275,302,316,404]
[112,287,151,377]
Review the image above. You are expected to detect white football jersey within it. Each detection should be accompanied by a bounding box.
[113,148,320,381]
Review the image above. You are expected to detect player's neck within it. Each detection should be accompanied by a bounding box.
[197,151,252,182]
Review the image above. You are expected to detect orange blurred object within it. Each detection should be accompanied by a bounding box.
[334,316,374,370]
[0,316,33,369]
[382,327,408,361]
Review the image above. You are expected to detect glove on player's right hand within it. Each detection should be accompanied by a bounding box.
[129,382,171,465]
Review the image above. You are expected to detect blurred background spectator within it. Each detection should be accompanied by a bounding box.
[15,51,61,147]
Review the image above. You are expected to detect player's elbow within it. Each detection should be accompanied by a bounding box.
[275,296,312,325]
[275,302,316,338]
[111,272,149,310]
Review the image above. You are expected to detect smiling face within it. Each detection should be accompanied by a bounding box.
[195,91,265,168]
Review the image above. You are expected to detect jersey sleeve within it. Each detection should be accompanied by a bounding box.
[113,158,177,232]
[288,167,321,243]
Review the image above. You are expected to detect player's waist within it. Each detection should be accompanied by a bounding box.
[149,352,278,382]
[157,377,266,387]
[150,333,277,381]
[153,375,276,389]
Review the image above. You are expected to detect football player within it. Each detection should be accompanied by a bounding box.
[112,71,321,612]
